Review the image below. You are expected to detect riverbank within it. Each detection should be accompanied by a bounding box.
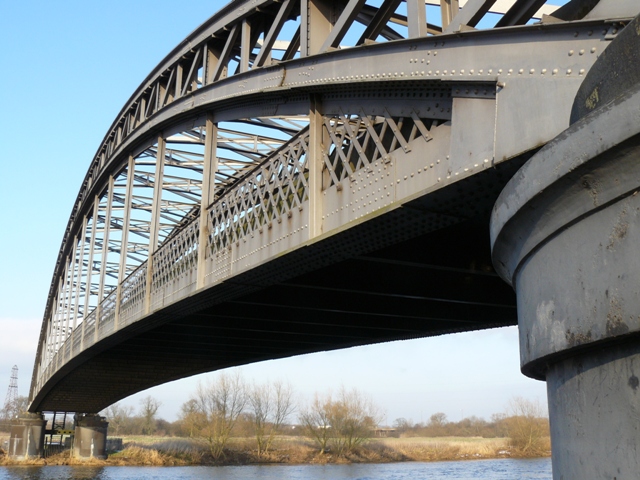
[0,435,550,466]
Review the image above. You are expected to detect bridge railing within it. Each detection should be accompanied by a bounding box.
[72,326,82,356]
[151,217,200,311]
[119,263,148,328]
[36,125,313,388]
[207,130,310,249]
[83,310,97,350]
[98,291,117,338]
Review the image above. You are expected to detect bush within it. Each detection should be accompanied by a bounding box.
[503,397,550,456]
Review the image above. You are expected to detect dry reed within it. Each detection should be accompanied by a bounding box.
[0,435,549,466]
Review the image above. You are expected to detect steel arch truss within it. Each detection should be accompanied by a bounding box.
[30,0,640,407]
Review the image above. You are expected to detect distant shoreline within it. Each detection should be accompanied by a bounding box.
[1,436,550,467]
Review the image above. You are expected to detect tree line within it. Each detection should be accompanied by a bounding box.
[102,374,381,459]
[100,374,548,458]
[0,396,28,432]
[0,375,549,458]
[391,397,549,455]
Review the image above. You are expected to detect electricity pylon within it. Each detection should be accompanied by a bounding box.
[3,365,18,418]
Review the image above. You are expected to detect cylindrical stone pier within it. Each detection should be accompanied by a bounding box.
[491,77,640,477]
[73,413,109,459]
[8,413,46,459]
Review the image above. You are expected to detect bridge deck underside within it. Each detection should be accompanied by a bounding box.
[33,161,522,413]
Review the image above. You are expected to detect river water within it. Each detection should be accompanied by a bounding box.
[0,458,551,479]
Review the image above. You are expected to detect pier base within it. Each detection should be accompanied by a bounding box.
[547,343,640,478]
[491,41,640,477]
[73,413,108,459]
[8,413,46,459]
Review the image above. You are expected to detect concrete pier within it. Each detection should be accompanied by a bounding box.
[8,413,46,459]
[73,413,108,459]
[491,58,640,479]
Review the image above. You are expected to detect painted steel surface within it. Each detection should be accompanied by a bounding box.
[31,0,639,411]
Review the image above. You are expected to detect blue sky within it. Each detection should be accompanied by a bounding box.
[0,1,548,423]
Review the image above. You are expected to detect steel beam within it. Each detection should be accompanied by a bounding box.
[144,136,166,314]
[407,0,428,37]
[357,0,403,44]
[319,0,367,52]
[444,0,497,33]
[72,217,88,332]
[197,116,218,289]
[211,24,239,82]
[301,0,334,57]
[240,19,252,73]
[254,0,296,67]
[81,199,99,352]
[114,155,135,331]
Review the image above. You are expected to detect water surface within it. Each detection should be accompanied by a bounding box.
[0,458,551,480]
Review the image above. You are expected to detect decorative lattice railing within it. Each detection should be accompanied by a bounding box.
[37,110,438,388]
[207,128,311,254]
[323,111,435,187]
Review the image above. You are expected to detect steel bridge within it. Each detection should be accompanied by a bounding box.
[27,1,640,474]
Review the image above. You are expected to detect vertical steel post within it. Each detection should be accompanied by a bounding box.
[175,64,183,99]
[81,199,100,351]
[308,95,324,239]
[44,280,61,367]
[240,19,251,73]
[440,0,460,30]
[72,217,88,333]
[301,0,333,57]
[145,136,166,314]
[114,155,135,330]
[62,242,77,361]
[197,116,218,289]
[96,176,114,342]
[407,0,428,37]
[205,44,221,85]
[53,275,65,370]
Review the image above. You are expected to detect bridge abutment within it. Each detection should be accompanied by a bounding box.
[73,414,108,459]
[8,413,46,459]
[492,74,640,476]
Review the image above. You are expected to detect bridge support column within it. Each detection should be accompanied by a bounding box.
[73,414,108,459]
[8,413,46,458]
[491,85,640,478]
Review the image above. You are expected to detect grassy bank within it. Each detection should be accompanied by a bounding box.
[0,435,550,466]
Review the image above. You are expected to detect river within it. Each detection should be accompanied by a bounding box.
[0,458,551,479]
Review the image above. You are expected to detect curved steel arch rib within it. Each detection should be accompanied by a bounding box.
[31,0,638,411]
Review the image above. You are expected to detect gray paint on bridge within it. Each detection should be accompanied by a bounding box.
[32,160,523,413]
[26,2,640,476]
[491,18,640,477]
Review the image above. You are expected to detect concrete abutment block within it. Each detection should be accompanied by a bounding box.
[491,80,640,478]
[73,413,109,459]
[8,413,46,459]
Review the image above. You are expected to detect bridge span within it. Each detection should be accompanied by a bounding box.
[18,0,640,476]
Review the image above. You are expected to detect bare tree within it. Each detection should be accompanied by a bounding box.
[329,387,380,455]
[299,393,333,454]
[139,396,162,435]
[248,380,295,456]
[300,387,381,455]
[429,412,447,427]
[179,398,205,438]
[393,417,413,433]
[102,403,135,436]
[504,397,550,456]
[192,372,247,459]
[0,396,28,431]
